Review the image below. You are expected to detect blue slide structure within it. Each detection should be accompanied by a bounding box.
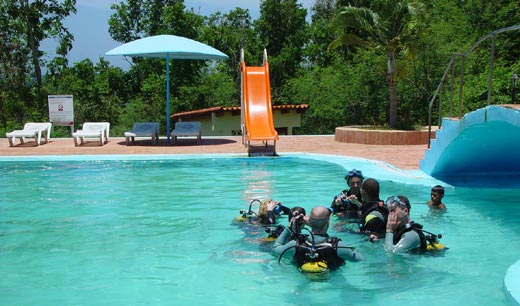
[420,104,520,187]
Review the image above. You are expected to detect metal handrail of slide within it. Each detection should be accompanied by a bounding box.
[427,24,520,148]
[240,48,246,146]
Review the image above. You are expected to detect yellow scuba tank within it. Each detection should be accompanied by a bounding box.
[300,261,328,273]
[426,242,446,251]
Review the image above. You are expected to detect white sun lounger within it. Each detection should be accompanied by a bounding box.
[72,122,110,146]
[5,122,52,147]
[170,122,202,144]
[124,122,160,145]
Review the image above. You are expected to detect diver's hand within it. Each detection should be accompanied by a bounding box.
[386,210,399,232]
[334,196,343,206]
[289,214,304,232]
[347,195,361,207]
[368,234,379,241]
[346,194,356,200]
[266,199,279,211]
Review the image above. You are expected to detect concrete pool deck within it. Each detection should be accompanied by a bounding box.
[0,135,426,170]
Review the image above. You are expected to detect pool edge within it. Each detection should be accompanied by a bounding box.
[505,259,520,305]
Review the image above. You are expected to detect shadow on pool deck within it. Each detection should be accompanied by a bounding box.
[0,135,428,170]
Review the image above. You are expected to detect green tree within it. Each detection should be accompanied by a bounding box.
[2,0,76,100]
[305,0,338,67]
[255,0,308,96]
[46,59,124,135]
[0,0,75,129]
[287,51,388,134]
[108,0,216,117]
[201,8,260,95]
[108,0,205,87]
[331,0,420,128]
[109,0,202,42]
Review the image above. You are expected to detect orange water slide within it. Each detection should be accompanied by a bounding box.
[240,49,278,155]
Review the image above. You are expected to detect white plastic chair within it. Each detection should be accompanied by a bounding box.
[72,122,110,146]
[5,122,52,147]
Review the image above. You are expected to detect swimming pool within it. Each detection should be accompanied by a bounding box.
[1,154,519,305]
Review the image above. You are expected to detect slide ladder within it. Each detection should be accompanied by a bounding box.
[240,49,279,156]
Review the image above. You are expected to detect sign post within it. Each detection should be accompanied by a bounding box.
[48,95,74,135]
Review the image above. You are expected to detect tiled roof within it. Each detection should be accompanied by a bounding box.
[170,104,309,118]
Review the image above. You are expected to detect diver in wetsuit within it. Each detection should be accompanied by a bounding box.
[330,169,364,220]
[265,206,306,240]
[384,195,427,253]
[341,178,388,240]
[358,178,388,239]
[272,206,363,271]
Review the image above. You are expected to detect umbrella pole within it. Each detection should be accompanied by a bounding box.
[166,54,171,144]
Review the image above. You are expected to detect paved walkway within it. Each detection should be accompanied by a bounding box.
[0,135,428,170]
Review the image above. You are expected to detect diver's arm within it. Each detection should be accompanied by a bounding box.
[265,200,279,224]
[331,191,347,213]
[273,227,291,247]
[278,204,292,216]
[271,227,296,256]
[267,210,276,224]
[338,241,364,261]
[330,195,340,213]
[348,195,362,208]
[384,231,421,253]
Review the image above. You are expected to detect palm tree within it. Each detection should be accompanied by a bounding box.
[331,0,419,128]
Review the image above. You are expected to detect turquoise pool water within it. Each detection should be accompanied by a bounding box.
[1,154,519,306]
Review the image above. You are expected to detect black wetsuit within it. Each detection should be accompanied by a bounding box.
[359,200,388,236]
[330,190,362,219]
[393,222,427,253]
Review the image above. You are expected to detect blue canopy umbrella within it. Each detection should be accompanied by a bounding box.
[106,34,228,143]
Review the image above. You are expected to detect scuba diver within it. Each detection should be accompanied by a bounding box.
[234,199,306,241]
[330,169,364,220]
[358,178,388,240]
[384,195,445,253]
[264,206,306,241]
[235,199,291,225]
[272,206,364,274]
[340,178,388,240]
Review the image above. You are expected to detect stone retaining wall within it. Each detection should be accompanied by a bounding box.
[335,126,436,145]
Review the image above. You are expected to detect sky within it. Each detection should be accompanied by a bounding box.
[42,0,315,70]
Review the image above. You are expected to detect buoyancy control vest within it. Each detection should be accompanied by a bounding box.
[293,235,345,271]
[359,200,389,234]
[393,222,427,252]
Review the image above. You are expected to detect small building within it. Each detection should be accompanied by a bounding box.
[170,104,309,136]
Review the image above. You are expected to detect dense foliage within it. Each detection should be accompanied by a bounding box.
[1,0,519,136]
